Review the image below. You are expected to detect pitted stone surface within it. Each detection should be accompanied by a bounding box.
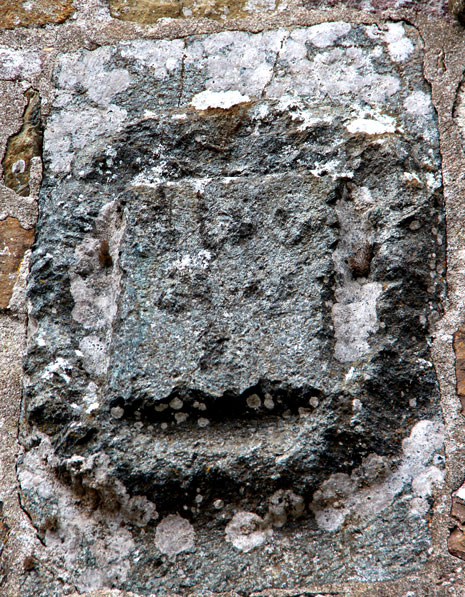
[21,22,446,595]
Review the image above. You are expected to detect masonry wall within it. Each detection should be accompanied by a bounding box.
[2,1,465,595]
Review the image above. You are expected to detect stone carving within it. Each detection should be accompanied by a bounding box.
[20,22,446,594]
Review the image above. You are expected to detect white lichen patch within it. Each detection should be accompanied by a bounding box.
[191,90,250,110]
[187,29,286,98]
[273,95,339,134]
[311,420,444,531]
[225,511,272,552]
[155,515,195,556]
[366,22,414,63]
[41,357,72,383]
[172,250,212,271]
[383,23,414,62]
[18,438,140,592]
[267,31,400,104]
[305,22,352,48]
[0,47,41,80]
[119,39,185,79]
[347,115,396,135]
[244,0,277,12]
[69,200,125,384]
[56,47,131,107]
[79,335,108,376]
[351,186,374,211]
[310,159,354,180]
[404,91,433,117]
[332,281,382,362]
[45,105,128,174]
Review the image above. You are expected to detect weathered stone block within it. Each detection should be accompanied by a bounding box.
[303,0,449,17]
[453,328,465,412]
[109,0,280,23]
[0,0,73,29]
[20,22,446,595]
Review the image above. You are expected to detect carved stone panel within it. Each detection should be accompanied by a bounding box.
[20,23,446,595]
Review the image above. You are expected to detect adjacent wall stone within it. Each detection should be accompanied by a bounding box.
[453,328,465,412]
[2,89,43,198]
[0,218,34,310]
[0,1,74,29]
[110,0,281,22]
[304,0,449,17]
[19,20,447,595]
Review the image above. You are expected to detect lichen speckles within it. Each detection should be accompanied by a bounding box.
[0,0,73,29]
[191,90,250,110]
[22,23,445,594]
[0,48,41,81]
[310,420,445,532]
[332,281,382,362]
[17,437,150,593]
[109,0,281,23]
[2,89,43,197]
[155,515,195,557]
[225,512,272,552]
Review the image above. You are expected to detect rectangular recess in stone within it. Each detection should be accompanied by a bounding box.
[20,23,446,595]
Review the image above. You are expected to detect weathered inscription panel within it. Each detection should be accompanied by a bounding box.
[20,23,446,595]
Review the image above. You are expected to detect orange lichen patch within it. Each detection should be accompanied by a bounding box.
[0,217,34,309]
[2,89,43,198]
[110,0,278,23]
[0,0,73,29]
[453,328,465,413]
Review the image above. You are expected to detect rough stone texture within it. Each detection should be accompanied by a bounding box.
[449,480,465,561]
[453,328,465,412]
[449,0,465,22]
[0,0,74,29]
[19,21,447,595]
[110,0,282,22]
[0,218,34,309]
[303,0,449,17]
[0,503,9,587]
